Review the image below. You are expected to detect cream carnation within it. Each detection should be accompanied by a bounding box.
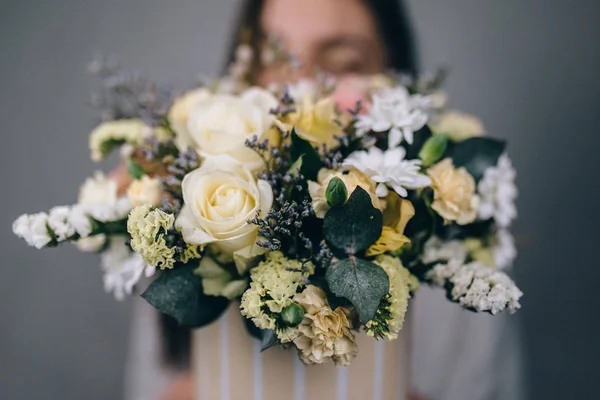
[308,168,381,218]
[427,158,479,225]
[175,87,279,171]
[293,285,357,367]
[127,175,162,207]
[175,155,273,273]
[431,110,485,142]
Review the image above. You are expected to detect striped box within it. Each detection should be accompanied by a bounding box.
[193,305,409,400]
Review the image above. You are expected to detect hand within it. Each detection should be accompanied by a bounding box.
[158,373,193,400]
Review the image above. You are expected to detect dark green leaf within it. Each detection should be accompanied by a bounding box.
[127,159,146,180]
[142,265,230,328]
[323,187,383,254]
[290,128,322,181]
[326,258,389,322]
[404,125,433,159]
[447,137,506,182]
[260,329,279,351]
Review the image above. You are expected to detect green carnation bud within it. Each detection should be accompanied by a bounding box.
[325,177,348,207]
[419,134,448,167]
[281,303,305,327]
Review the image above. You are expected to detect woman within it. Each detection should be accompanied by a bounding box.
[125,1,525,399]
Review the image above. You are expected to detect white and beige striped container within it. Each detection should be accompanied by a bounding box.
[192,305,409,400]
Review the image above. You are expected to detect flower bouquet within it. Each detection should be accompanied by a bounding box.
[13,56,522,398]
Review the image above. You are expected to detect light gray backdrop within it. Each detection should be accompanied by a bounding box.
[1,0,598,399]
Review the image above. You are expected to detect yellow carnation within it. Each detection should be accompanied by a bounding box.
[365,255,416,340]
[127,205,176,269]
[293,285,357,366]
[240,252,313,342]
[308,168,382,218]
[427,158,480,225]
[89,119,149,162]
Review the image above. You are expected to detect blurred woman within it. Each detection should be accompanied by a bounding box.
[125,1,525,399]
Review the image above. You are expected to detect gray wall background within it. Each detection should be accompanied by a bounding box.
[1,0,598,399]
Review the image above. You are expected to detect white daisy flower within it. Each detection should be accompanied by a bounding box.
[343,146,430,197]
[478,154,518,227]
[356,86,429,147]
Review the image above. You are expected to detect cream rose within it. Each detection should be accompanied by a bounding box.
[293,285,357,366]
[427,158,480,225]
[175,155,273,273]
[308,168,382,218]
[126,175,162,207]
[173,87,279,171]
[168,88,212,151]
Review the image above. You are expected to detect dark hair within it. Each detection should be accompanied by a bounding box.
[160,0,418,367]
[224,0,418,77]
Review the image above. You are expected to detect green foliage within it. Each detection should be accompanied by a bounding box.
[323,187,383,254]
[447,137,506,181]
[404,125,432,159]
[142,265,230,328]
[325,177,348,207]
[326,258,390,322]
[290,128,322,181]
[127,159,146,180]
[419,134,448,167]
[322,187,388,322]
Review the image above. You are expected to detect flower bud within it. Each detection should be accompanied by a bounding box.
[325,177,348,207]
[419,135,448,167]
[281,303,305,327]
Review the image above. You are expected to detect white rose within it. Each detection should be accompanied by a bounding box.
[176,155,273,273]
[126,175,162,207]
[183,87,279,171]
[168,88,213,151]
[12,213,52,249]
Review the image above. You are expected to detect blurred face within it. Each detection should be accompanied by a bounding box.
[257,0,387,86]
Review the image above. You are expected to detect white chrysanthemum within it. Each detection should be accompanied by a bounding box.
[491,229,517,270]
[343,146,430,197]
[47,206,76,241]
[356,86,429,147]
[12,212,52,249]
[478,154,517,227]
[422,236,468,266]
[101,237,155,301]
[427,261,522,314]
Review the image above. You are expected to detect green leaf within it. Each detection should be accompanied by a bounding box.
[290,128,322,181]
[142,265,230,328]
[260,329,279,351]
[323,187,383,254]
[404,125,433,159]
[326,258,389,322]
[447,137,506,182]
[127,159,146,180]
